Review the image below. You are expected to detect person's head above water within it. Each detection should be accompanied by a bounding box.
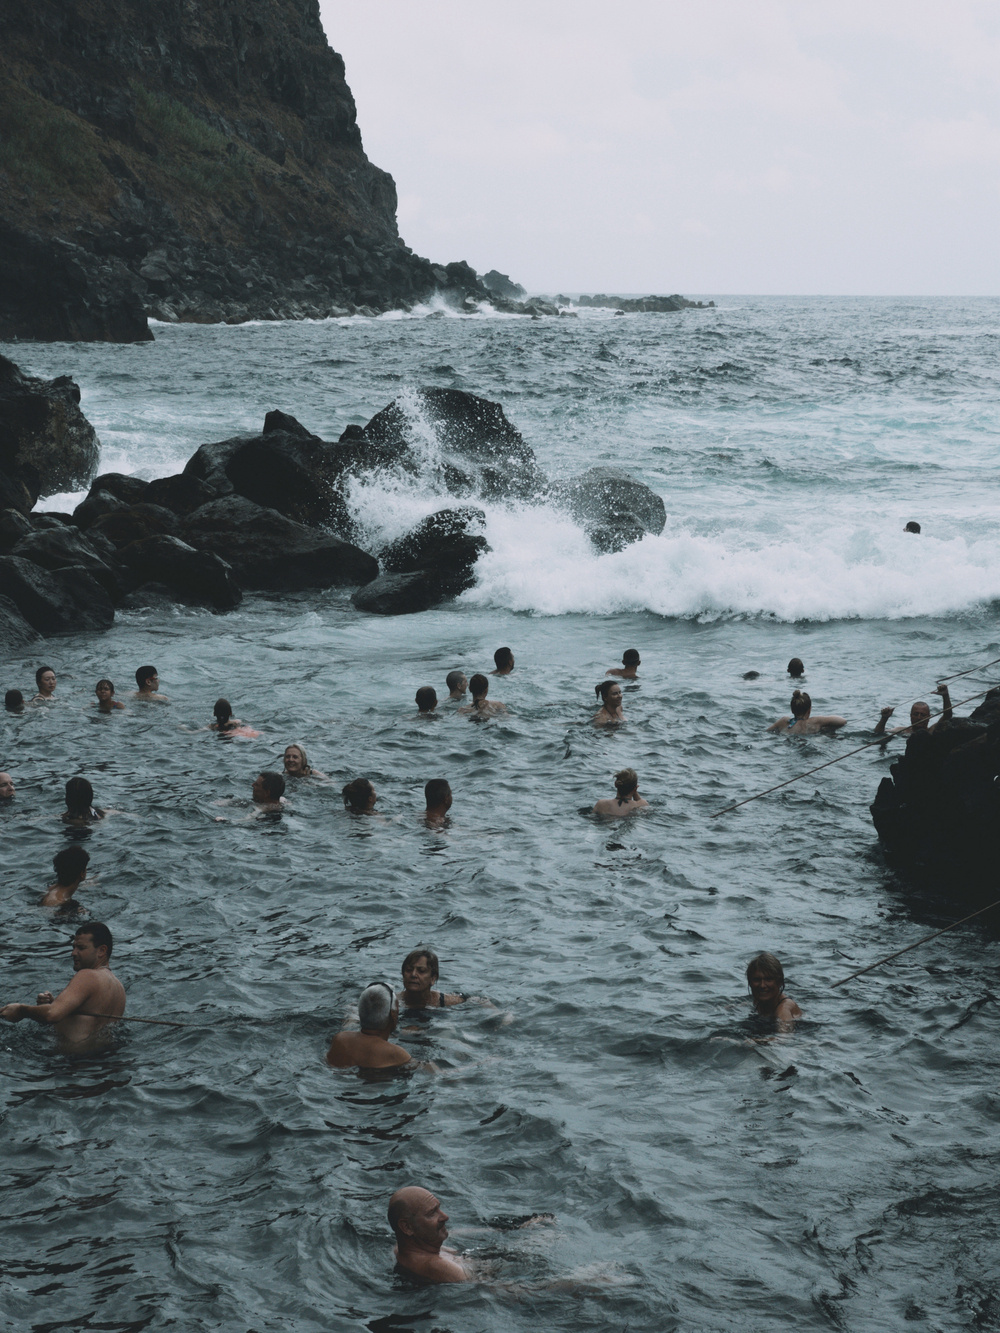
[0,772,15,801]
[358,981,396,1030]
[343,777,376,812]
[424,779,452,812]
[596,679,622,705]
[65,776,95,816]
[746,951,785,991]
[445,670,467,696]
[904,521,921,534]
[283,744,311,776]
[388,1185,449,1247]
[402,947,440,986]
[35,665,56,695]
[4,689,24,713]
[909,701,932,728]
[493,646,514,673]
[790,690,811,719]
[787,658,805,678]
[213,698,233,727]
[135,665,158,690]
[54,845,90,886]
[74,920,113,964]
[622,649,640,668]
[614,768,639,798]
[95,678,116,700]
[415,686,438,714]
[253,771,285,803]
[468,673,489,701]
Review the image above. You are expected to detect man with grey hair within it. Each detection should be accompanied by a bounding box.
[325,983,414,1070]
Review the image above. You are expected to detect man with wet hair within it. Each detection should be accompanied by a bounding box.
[5,689,24,712]
[63,777,105,822]
[325,983,414,1070]
[0,771,14,802]
[342,778,377,813]
[445,671,467,700]
[252,771,286,809]
[134,665,168,701]
[0,922,126,1050]
[874,684,952,737]
[41,846,90,907]
[423,779,452,825]
[746,952,801,1023]
[388,1187,470,1283]
[786,657,805,679]
[491,647,514,676]
[606,649,640,679]
[415,686,438,714]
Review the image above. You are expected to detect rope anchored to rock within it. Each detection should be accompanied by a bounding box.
[830,898,1000,987]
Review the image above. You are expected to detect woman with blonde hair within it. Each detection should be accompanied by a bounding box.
[592,768,648,816]
[283,744,326,778]
[768,690,845,736]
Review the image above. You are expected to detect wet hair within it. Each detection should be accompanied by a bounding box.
[622,649,640,667]
[136,665,158,688]
[445,670,466,692]
[213,698,233,726]
[76,920,113,957]
[35,665,55,689]
[65,777,94,815]
[424,778,451,808]
[614,768,638,797]
[746,952,785,991]
[904,521,921,534]
[402,947,440,980]
[257,771,285,800]
[415,686,437,712]
[95,678,115,694]
[283,744,311,774]
[787,658,805,678]
[595,679,620,704]
[468,673,489,700]
[54,846,90,886]
[5,689,24,711]
[343,777,375,812]
[494,647,513,670]
[358,982,394,1029]
[790,690,811,718]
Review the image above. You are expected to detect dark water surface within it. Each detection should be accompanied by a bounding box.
[3,299,1000,1332]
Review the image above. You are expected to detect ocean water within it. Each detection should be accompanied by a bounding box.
[2,297,1000,1332]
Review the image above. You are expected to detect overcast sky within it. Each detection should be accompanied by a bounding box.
[320,2,1000,295]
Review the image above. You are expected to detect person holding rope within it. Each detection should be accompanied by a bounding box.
[768,690,845,736]
[0,922,125,1051]
[873,684,952,736]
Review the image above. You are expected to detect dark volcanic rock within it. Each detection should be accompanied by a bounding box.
[0,508,33,551]
[89,502,179,548]
[116,536,242,611]
[351,570,464,616]
[73,489,126,530]
[0,594,42,654]
[548,467,666,552]
[0,556,115,635]
[0,468,36,517]
[0,356,101,504]
[380,507,488,587]
[10,526,123,600]
[86,472,151,506]
[145,472,219,516]
[178,495,377,590]
[481,270,526,300]
[360,388,546,500]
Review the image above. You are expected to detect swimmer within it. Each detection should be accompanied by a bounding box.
[458,674,506,717]
[0,922,125,1051]
[389,1187,471,1283]
[491,647,514,676]
[62,777,106,823]
[400,947,466,1009]
[5,689,24,712]
[593,680,624,726]
[94,678,125,712]
[592,768,648,816]
[40,846,90,907]
[746,952,801,1023]
[874,685,952,736]
[283,744,326,779]
[210,698,260,738]
[326,983,415,1069]
[904,521,921,534]
[423,780,452,827]
[134,665,168,701]
[343,777,377,814]
[252,771,286,811]
[787,658,805,679]
[768,690,845,735]
[415,686,438,715]
[607,649,640,679]
[0,772,14,802]
[445,671,468,700]
[32,665,56,702]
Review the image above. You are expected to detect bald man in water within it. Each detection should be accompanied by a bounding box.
[389,1187,472,1283]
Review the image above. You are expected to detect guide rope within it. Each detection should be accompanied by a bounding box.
[709,683,998,818]
[937,653,1000,684]
[830,897,1000,987]
[81,1012,189,1028]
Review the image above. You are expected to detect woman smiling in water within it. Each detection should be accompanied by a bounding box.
[593,680,624,726]
[283,744,325,778]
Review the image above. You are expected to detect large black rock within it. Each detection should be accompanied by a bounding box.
[351,570,464,616]
[380,507,488,582]
[88,503,179,548]
[116,536,242,611]
[178,496,378,590]
[0,556,115,635]
[547,466,666,552]
[0,594,42,655]
[0,356,101,504]
[358,388,546,501]
[10,526,123,600]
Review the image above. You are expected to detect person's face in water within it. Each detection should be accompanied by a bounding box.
[402,954,437,996]
[606,684,622,709]
[72,932,103,971]
[0,772,14,800]
[95,682,114,705]
[38,670,56,696]
[252,774,270,803]
[910,702,931,729]
[748,969,781,1009]
[283,746,306,775]
[406,1191,449,1248]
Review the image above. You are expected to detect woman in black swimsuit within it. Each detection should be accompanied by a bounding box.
[399,948,467,1010]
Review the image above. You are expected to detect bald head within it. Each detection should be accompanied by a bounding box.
[389,1186,433,1237]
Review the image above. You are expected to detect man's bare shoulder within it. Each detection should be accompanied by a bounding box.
[326,1033,411,1068]
[398,1248,471,1284]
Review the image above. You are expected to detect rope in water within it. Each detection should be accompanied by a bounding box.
[81,1012,188,1028]
[937,653,1000,684]
[830,898,1000,988]
[709,683,998,818]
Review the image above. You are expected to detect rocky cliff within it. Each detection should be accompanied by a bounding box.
[0,0,488,340]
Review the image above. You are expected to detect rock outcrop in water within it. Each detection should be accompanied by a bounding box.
[870,692,1000,891]
[548,467,667,553]
[0,356,100,507]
